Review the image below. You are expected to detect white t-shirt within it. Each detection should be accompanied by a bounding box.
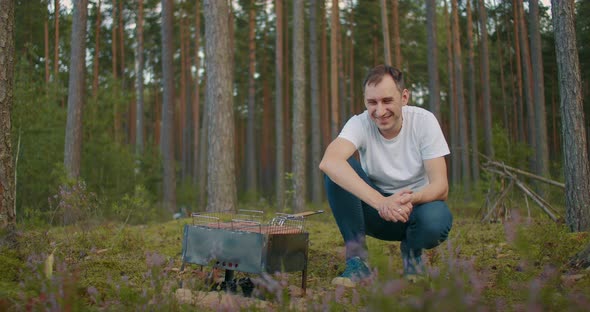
[339,106,450,194]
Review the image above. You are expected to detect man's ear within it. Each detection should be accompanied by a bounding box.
[401,89,410,106]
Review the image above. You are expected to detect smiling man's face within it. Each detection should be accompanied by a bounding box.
[364,75,409,139]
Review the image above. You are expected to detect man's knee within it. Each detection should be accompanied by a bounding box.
[411,201,453,248]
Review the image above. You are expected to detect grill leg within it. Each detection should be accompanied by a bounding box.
[224,269,234,282]
[301,269,307,295]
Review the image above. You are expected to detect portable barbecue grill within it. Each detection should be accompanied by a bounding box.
[180,209,323,293]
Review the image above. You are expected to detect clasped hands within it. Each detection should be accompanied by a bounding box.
[375,189,413,223]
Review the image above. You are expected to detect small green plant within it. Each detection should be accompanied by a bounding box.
[48,180,100,227]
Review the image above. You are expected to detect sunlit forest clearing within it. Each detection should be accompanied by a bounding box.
[1,0,590,310]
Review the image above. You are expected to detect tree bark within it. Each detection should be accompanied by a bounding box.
[551,0,590,232]
[292,0,306,212]
[275,0,285,210]
[380,0,392,65]
[118,0,125,81]
[477,0,493,158]
[512,0,524,143]
[64,0,88,180]
[44,18,50,83]
[529,0,549,178]
[135,0,144,156]
[0,0,15,228]
[451,0,471,195]
[192,0,201,185]
[54,0,59,78]
[466,0,480,183]
[161,0,176,213]
[426,0,440,121]
[445,0,459,185]
[309,0,322,204]
[517,0,536,171]
[320,0,330,150]
[391,0,402,68]
[330,0,339,138]
[246,0,257,195]
[92,0,101,98]
[111,0,117,78]
[204,0,237,213]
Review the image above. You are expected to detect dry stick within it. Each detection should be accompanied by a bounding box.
[513,177,560,216]
[524,192,530,220]
[511,178,559,222]
[481,179,514,222]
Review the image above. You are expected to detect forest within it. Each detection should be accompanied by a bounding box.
[1,0,590,310]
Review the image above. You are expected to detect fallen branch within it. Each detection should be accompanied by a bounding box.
[481,166,562,223]
[482,160,565,189]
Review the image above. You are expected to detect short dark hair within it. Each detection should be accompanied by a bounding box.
[362,64,405,93]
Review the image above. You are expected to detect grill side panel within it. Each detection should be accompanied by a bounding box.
[264,233,309,273]
[182,224,265,274]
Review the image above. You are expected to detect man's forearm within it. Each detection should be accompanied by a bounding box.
[411,182,448,204]
[320,159,383,208]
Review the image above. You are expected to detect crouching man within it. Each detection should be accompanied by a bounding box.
[319,65,453,287]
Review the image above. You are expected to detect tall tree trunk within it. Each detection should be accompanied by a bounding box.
[0,0,15,228]
[336,5,348,129]
[118,0,125,81]
[380,0,392,65]
[348,0,355,116]
[198,74,208,210]
[330,0,339,138]
[451,0,471,195]
[154,86,160,147]
[292,0,306,212]
[204,0,237,213]
[337,4,346,132]
[161,0,176,213]
[64,0,88,180]
[426,0,440,120]
[512,0,524,143]
[494,7,508,135]
[445,0,459,185]
[320,0,330,150]
[391,0,402,68]
[44,18,50,83]
[517,0,535,171]
[135,0,144,156]
[260,28,272,195]
[192,0,201,185]
[551,0,590,232]
[111,0,117,78]
[275,0,285,210]
[54,0,59,79]
[284,2,291,174]
[477,0,493,158]
[92,0,101,98]
[309,0,321,204]
[246,1,257,195]
[529,0,549,178]
[466,0,480,183]
[179,15,190,181]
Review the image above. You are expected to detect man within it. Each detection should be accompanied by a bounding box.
[319,65,452,287]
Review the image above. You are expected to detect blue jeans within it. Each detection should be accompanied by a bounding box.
[324,158,453,263]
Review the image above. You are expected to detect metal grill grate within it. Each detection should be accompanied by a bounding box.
[190,210,310,234]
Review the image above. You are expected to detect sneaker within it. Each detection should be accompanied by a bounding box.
[331,256,371,288]
[401,241,426,278]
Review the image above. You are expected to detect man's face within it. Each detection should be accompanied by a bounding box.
[364,75,409,139]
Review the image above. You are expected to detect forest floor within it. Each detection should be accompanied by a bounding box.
[1,200,590,311]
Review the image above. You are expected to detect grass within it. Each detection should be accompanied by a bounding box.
[1,201,590,311]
